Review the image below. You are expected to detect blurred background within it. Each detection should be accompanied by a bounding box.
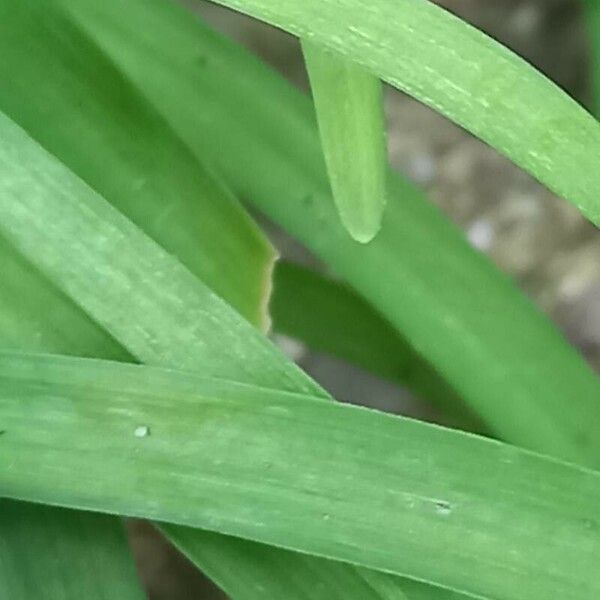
[129,1,600,597]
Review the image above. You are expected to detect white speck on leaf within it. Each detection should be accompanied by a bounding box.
[134,425,150,438]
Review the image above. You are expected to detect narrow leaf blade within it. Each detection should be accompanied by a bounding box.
[1,352,599,600]
[0,500,145,600]
[302,41,387,242]
[165,529,410,600]
[584,0,600,116]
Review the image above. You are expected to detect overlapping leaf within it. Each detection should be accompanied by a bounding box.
[206,0,600,225]
[60,0,600,463]
[271,262,481,430]
[0,108,430,599]
[2,2,596,596]
[0,0,274,329]
[0,501,145,600]
[2,352,599,600]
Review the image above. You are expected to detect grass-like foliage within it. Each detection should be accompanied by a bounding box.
[0,1,598,599]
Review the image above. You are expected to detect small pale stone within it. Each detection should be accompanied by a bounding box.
[467,219,494,251]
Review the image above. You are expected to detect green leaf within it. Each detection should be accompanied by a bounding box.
[271,261,483,431]
[0,0,275,329]
[11,4,600,596]
[207,0,600,226]
[61,0,600,464]
[0,109,309,395]
[165,529,413,600]
[0,5,272,596]
[355,568,467,600]
[4,2,600,596]
[1,351,599,600]
[0,500,145,600]
[584,0,600,116]
[302,41,387,243]
[1,219,140,600]
[0,234,128,361]
[0,108,425,599]
[0,8,146,586]
[0,4,437,594]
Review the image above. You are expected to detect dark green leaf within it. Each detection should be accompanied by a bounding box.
[0,500,144,600]
[584,0,600,115]
[271,261,482,431]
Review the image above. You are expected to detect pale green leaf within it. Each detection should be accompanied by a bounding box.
[1,352,599,600]
[2,238,140,596]
[302,41,387,242]
[0,235,127,362]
